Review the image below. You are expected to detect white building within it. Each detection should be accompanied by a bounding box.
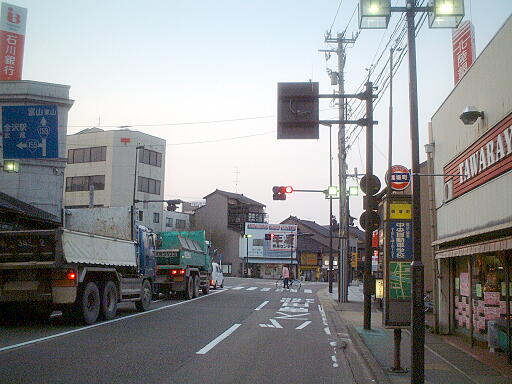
[64,128,167,231]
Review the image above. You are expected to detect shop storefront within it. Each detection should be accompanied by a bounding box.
[430,15,512,360]
[447,251,512,350]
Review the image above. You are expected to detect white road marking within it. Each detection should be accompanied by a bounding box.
[254,301,269,311]
[0,289,226,353]
[304,289,313,294]
[223,286,232,289]
[295,321,312,330]
[232,286,244,290]
[324,327,331,336]
[332,355,339,368]
[261,288,271,292]
[269,319,283,329]
[196,323,241,354]
[246,287,258,291]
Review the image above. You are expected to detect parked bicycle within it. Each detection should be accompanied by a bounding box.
[275,276,301,290]
[424,291,433,313]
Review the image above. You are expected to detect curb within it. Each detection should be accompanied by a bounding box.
[318,288,390,384]
[346,323,391,384]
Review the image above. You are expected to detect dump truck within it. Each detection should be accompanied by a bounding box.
[0,207,157,325]
[155,230,212,299]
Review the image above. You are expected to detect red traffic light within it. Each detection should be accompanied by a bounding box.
[283,186,293,193]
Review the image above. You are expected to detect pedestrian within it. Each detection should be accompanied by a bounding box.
[282,265,290,289]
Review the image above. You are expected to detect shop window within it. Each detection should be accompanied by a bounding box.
[166,217,173,227]
[153,213,160,224]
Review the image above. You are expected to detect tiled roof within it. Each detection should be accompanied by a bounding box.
[0,191,60,223]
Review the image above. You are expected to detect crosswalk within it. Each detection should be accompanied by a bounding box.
[222,286,314,294]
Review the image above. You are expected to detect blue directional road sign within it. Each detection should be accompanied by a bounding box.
[2,105,59,159]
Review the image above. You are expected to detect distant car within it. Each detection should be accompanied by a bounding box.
[210,262,224,289]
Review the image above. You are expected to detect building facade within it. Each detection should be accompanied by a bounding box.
[192,189,267,276]
[430,15,512,353]
[0,81,73,220]
[64,128,167,232]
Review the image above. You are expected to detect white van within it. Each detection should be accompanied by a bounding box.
[211,262,224,289]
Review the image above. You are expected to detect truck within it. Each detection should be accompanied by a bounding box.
[0,207,157,325]
[155,230,212,300]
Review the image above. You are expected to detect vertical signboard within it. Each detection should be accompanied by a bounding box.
[0,3,27,81]
[383,194,413,328]
[452,20,475,85]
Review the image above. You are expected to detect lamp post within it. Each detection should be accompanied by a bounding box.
[358,1,464,382]
[243,234,252,278]
[132,145,144,241]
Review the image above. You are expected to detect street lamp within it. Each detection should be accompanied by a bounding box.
[243,234,252,278]
[358,1,463,382]
[132,145,144,240]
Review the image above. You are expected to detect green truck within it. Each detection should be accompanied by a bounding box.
[155,231,212,299]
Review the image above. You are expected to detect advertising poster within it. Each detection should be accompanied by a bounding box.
[244,223,297,262]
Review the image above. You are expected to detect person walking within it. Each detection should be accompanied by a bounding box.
[282,265,290,289]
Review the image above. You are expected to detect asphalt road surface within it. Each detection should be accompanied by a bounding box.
[0,278,371,384]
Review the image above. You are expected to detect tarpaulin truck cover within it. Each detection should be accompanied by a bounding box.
[62,229,137,267]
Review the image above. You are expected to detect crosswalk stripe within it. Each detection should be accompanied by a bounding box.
[223,286,232,289]
[304,289,312,294]
[261,288,271,292]
[246,287,258,291]
[232,286,244,290]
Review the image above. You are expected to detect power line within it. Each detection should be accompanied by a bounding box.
[329,0,345,35]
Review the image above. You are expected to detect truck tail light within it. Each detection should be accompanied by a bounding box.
[52,269,77,287]
[170,269,186,276]
[67,271,76,280]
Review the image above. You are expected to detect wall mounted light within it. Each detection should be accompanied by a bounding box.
[3,160,20,173]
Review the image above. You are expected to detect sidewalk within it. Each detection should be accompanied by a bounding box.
[324,284,512,384]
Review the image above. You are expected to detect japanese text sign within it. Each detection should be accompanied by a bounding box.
[390,221,412,261]
[0,3,27,81]
[452,20,475,84]
[2,105,58,159]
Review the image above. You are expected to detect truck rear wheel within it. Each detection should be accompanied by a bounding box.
[135,280,152,312]
[184,276,194,300]
[100,281,118,321]
[202,279,209,295]
[193,275,200,298]
[78,282,100,325]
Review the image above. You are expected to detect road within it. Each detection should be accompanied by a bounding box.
[0,278,372,384]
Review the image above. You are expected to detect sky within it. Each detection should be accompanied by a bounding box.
[15,0,512,227]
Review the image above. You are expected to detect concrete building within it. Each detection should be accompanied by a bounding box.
[193,190,267,276]
[64,128,167,232]
[0,81,74,221]
[430,15,512,353]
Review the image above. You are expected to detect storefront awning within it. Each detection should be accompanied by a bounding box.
[435,235,512,259]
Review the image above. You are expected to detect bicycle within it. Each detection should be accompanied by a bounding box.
[275,276,301,290]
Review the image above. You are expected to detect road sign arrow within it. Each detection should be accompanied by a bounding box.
[16,142,27,149]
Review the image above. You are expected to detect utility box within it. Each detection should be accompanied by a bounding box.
[277,82,319,139]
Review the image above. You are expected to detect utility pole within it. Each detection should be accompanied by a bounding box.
[322,31,357,302]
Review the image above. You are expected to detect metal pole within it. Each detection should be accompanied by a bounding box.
[393,329,403,371]
[506,254,511,364]
[363,81,374,330]
[329,125,334,293]
[246,238,249,278]
[338,32,347,303]
[132,146,142,241]
[406,1,425,382]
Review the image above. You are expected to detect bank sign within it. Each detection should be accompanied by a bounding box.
[244,223,297,260]
[2,105,59,159]
[444,113,512,199]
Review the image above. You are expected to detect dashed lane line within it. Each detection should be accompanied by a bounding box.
[196,324,241,355]
[254,301,269,311]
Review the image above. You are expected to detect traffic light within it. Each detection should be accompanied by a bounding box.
[166,199,181,211]
[272,186,293,200]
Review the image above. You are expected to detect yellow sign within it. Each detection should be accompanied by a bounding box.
[375,278,384,299]
[350,252,358,268]
[390,203,412,219]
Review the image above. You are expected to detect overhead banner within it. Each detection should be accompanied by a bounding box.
[0,3,27,81]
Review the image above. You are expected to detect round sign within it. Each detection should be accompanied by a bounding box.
[360,175,381,196]
[387,165,411,191]
[359,211,380,232]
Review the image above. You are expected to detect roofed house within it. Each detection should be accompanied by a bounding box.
[193,189,267,276]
